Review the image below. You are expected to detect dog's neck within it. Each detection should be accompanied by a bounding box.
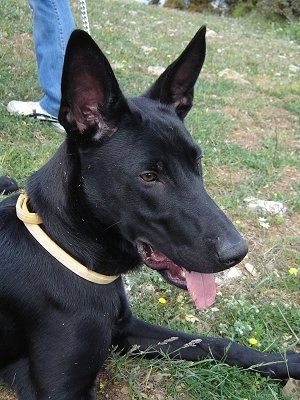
[26,141,140,276]
[16,194,120,284]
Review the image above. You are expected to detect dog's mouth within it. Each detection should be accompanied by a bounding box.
[137,241,216,309]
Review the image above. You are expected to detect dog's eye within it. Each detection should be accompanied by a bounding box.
[140,172,158,182]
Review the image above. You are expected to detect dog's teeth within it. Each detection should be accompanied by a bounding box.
[143,243,153,258]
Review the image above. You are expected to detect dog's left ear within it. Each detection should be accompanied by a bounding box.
[58,30,130,136]
[144,26,206,119]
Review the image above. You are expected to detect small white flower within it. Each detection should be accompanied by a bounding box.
[258,217,270,229]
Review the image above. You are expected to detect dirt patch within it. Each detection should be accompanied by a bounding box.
[95,367,131,399]
[214,164,250,184]
[266,212,300,239]
[223,103,299,152]
[0,386,15,400]
[222,106,262,150]
[259,105,299,134]
[261,166,300,198]
[225,127,262,151]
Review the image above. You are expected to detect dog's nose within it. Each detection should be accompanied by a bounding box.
[217,238,248,268]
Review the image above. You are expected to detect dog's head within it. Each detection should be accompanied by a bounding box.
[58,27,248,309]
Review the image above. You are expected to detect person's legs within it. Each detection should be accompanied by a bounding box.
[29,0,76,117]
[7,0,75,129]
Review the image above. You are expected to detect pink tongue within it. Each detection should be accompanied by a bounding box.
[185,270,216,309]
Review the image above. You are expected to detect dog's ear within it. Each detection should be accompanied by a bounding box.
[144,26,206,119]
[58,30,129,136]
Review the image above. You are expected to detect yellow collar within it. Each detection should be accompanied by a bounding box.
[16,194,120,284]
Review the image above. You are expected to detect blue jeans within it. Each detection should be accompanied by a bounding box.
[28,0,75,117]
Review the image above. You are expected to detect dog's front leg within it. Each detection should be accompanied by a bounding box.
[27,318,112,400]
[114,316,300,380]
[1,358,37,400]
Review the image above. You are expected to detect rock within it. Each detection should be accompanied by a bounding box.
[244,197,287,217]
[289,64,299,73]
[244,262,257,277]
[282,379,300,400]
[206,29,218,38]
[147,66,165,76]
[215,266,242,284]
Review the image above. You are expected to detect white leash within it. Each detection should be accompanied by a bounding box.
[78,0,90,34]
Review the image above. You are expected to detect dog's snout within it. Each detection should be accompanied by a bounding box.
[217,238,248,268]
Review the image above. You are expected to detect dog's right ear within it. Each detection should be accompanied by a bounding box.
[58,30,130,137]
[144,26,206,119]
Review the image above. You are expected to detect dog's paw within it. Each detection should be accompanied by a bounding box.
[0,176,18,195]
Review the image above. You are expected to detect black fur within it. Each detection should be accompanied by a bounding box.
[0,176,18,195]
[0,27,299,399]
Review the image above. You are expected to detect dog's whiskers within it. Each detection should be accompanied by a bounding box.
[102,220,122,233]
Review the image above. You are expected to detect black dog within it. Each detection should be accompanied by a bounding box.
[0,27,299,399]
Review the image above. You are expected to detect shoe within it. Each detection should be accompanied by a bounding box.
[7,100,65,133]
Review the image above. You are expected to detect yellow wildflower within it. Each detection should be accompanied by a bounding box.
[158,297,167,304]
[288,267,298,276]
[249,337,258,346]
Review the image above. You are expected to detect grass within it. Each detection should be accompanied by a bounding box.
[110,353,288,400]
[0,0,299,399]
